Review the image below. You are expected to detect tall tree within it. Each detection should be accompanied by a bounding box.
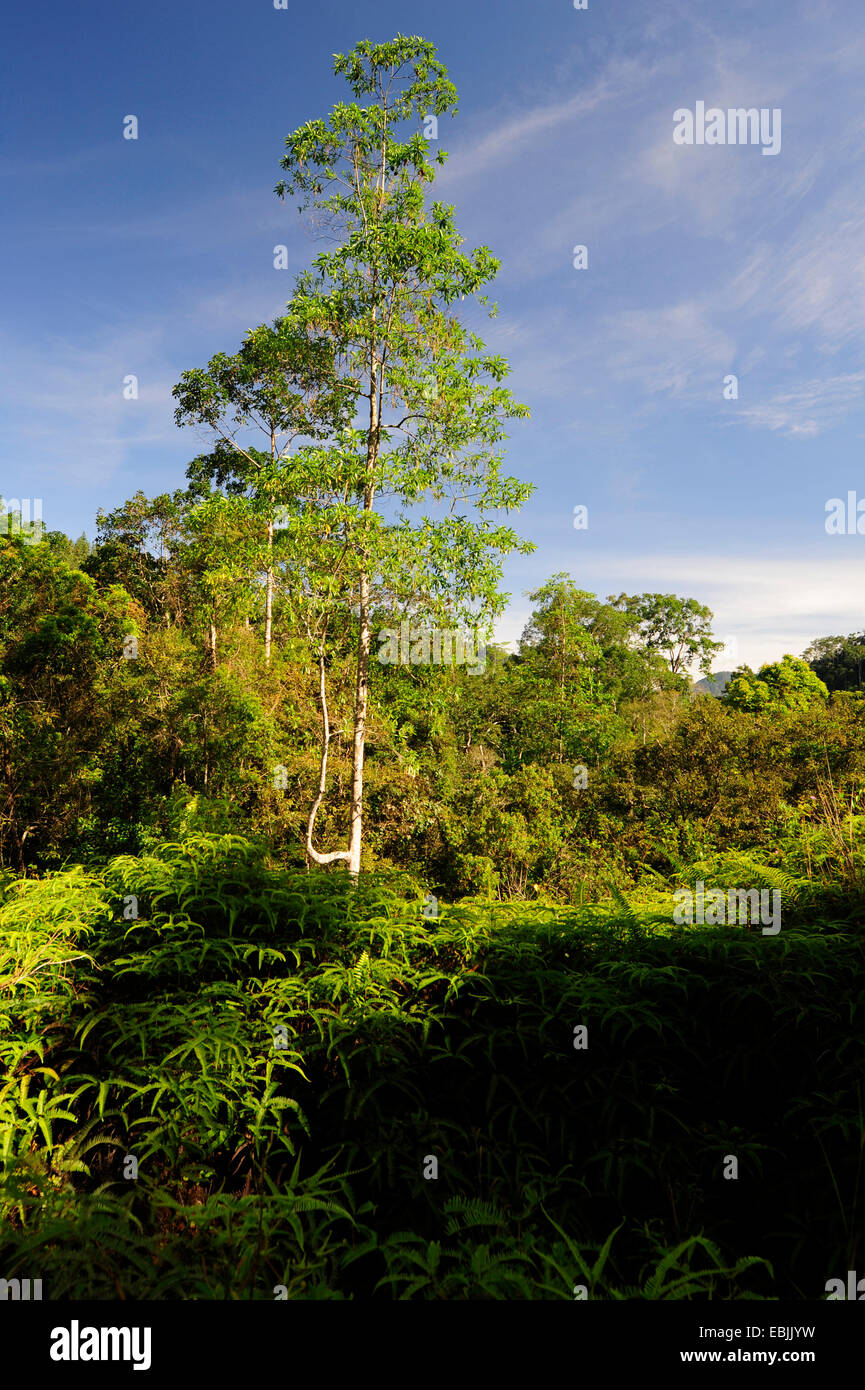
[274,34,533,873]
[802,632,865,692]
[609,592,722,679]
[172,319,348,667]
[0,529,137,868]
[518,577,609,764]
[723,654,829,713]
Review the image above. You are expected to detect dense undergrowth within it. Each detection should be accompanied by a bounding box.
[1,833,861,1299]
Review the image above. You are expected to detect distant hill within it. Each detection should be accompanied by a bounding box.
[694,671,733,696]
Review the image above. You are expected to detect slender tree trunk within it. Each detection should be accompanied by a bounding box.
[265,457,275,669]
[347,572,371,874]
[558,608,565,763]
[208,622,217,671]
[306,644,350,866]
[347,347,380,876]
[265,519,274,668]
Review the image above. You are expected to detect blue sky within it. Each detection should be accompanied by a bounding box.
[2,0,864,670]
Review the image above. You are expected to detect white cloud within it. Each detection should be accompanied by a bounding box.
[577,550,865,667]
[737,374,865,437]
[437,56,663,188]
[602,301,735,398]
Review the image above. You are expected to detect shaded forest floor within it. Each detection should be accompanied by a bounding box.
[1,833,861,1299]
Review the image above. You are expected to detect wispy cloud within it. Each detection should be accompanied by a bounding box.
[737,374,865,437]
[438,56,663,188]
[562,550,865,668]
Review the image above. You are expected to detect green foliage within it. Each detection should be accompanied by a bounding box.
[724,654,829,714]
[802,631,865,693]
[1,833,860,1298]
[3,29,865,1304]
[608,592,723,678]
